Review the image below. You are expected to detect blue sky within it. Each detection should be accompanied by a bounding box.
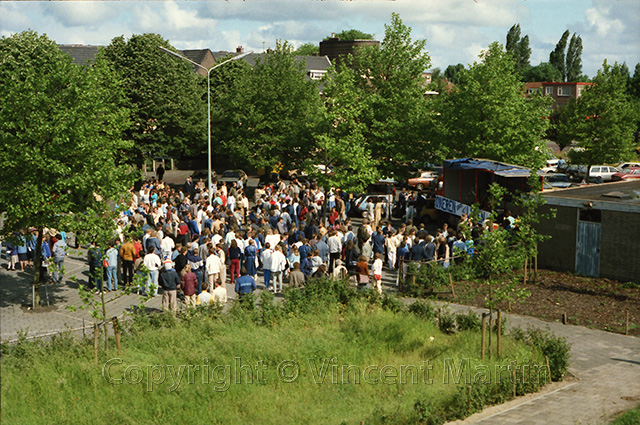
[1,0,638,78]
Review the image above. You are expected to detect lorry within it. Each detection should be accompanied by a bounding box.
[434,158,541,225]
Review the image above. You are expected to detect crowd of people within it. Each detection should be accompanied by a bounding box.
[5,168,517,313]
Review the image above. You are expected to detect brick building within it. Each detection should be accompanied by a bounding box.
[525,81,594,110]
[537,180,640,282]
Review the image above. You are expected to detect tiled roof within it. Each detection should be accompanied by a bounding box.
[58,45,101,66]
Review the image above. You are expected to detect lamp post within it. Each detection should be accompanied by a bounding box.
[159,46,252,201]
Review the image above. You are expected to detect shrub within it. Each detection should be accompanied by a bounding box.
[413,399,445,425]
[408,299,436,321]
[381,294,404,313]
[438,311,457,334]
[512,327,571,381]
[455,311,481,332]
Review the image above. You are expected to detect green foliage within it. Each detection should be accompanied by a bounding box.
[610,405,640,425]
[437,310,457,334]
[408,299,437,320]
[549,30,570,81]
[524,62,564,82]
[512,327,571,381]
[562,60,638,167]
[437,42,551,168]
[0,31,137,303]
[505,24,531,80]
[214,40,322,172]
[326,29,374,41]
[101,33,206,163]
[339,13,435,179]
[549,30,584,82]
[444,63,465,85]
[455,311,481,332]
[293,42,319,56]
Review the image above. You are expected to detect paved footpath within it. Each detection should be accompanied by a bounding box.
[1,252,638,424]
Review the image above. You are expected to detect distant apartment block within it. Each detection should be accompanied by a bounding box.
[525,81,594,110]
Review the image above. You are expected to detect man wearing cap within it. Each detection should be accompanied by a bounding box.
[159,260,179,314]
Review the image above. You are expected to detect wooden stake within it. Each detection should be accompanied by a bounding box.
[523,259,528,285]
[512,369,516,398]
[626,310,629,336]
[534,248,538,281]
[468,386,472,410]
[449,273,456,299]
[497,310,502,359]
[562,313,567,325]
[481,314,486,362]
[545,355,552,383]
[112,316,121,357]
[93,324,98,364]
[83,319,86,338]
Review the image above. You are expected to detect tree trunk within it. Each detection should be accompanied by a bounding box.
[31,228,44,308]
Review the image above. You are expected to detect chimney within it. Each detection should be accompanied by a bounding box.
[236,46,244,53]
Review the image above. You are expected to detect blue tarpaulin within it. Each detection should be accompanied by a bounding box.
[443,158,543,178]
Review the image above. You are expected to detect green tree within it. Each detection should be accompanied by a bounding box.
[523,62,563,82]
[628,63,640,100]
[505,24,531,79]
[549,30,570,81]
[339,13,435,178]
[102,33,206,165]
[565,33,583,82]
[213,40,323,172]
[549,30,584,82]
[437,42,551,168]
[444,63,465,85]
[326,29,374,41]
[561,61,638,176]
[293,42,319,56]
[310,66,380,193]
[0,31,137,306]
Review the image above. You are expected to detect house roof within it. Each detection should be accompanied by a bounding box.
[58,44,101,65]
[543,180,640,212]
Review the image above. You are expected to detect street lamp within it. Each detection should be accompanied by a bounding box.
[159,46,252,201]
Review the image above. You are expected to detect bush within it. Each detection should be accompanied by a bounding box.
[413,399,445,425]
[438,310,457,334]
[408,299,436,320]
[381,294,404,313]
[456,311,481,332]
[512,327,571,381]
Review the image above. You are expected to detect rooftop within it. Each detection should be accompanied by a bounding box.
[543,180,640,212]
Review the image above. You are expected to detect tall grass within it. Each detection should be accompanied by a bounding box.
[1,281,550,425]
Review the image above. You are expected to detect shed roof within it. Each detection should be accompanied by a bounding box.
[542,180,640,212]
[58,45,101,65]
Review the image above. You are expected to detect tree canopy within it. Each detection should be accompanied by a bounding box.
[293,42,319,56]
[0,31,137,303]
[326,29,374,41]
[437,42,551,168]
[101,33,206,165]
[549,30,584,82]
[339,13,434,178]
[213,40,323,172]
[505,24,531,80]
[560,61,638,167]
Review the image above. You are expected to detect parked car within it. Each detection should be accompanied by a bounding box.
[407,171,440,190]
[543,173,572,188]
[350,194,391,217]
[583,165,621,182]
[218,169,248,186]
[611,167,640,181]
[565,165,587,182]
[616,162,640,170]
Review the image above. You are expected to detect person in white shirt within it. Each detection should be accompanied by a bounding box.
[197,288,212,306]
[372,253,383,294]
[143,248,162,296]
[212,280,228,305]
[327,230,342,273]
[261,243,273,290]
[269,245,287,293]
[205,250,222,292]
[161,235,175,259]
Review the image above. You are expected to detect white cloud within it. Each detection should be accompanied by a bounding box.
[42,2,117,27]
[585,6,623,37]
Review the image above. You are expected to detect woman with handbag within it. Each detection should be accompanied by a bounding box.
[355,255,370,290]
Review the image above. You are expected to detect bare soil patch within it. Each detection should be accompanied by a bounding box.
[442,270,640,336]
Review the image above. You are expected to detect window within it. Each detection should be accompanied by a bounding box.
[545,87,553,95]
[558,86,571,96]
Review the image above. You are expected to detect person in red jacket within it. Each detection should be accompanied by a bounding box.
[180,264,198,308]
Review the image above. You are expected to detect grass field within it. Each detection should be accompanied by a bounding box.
[1,282,555,425]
